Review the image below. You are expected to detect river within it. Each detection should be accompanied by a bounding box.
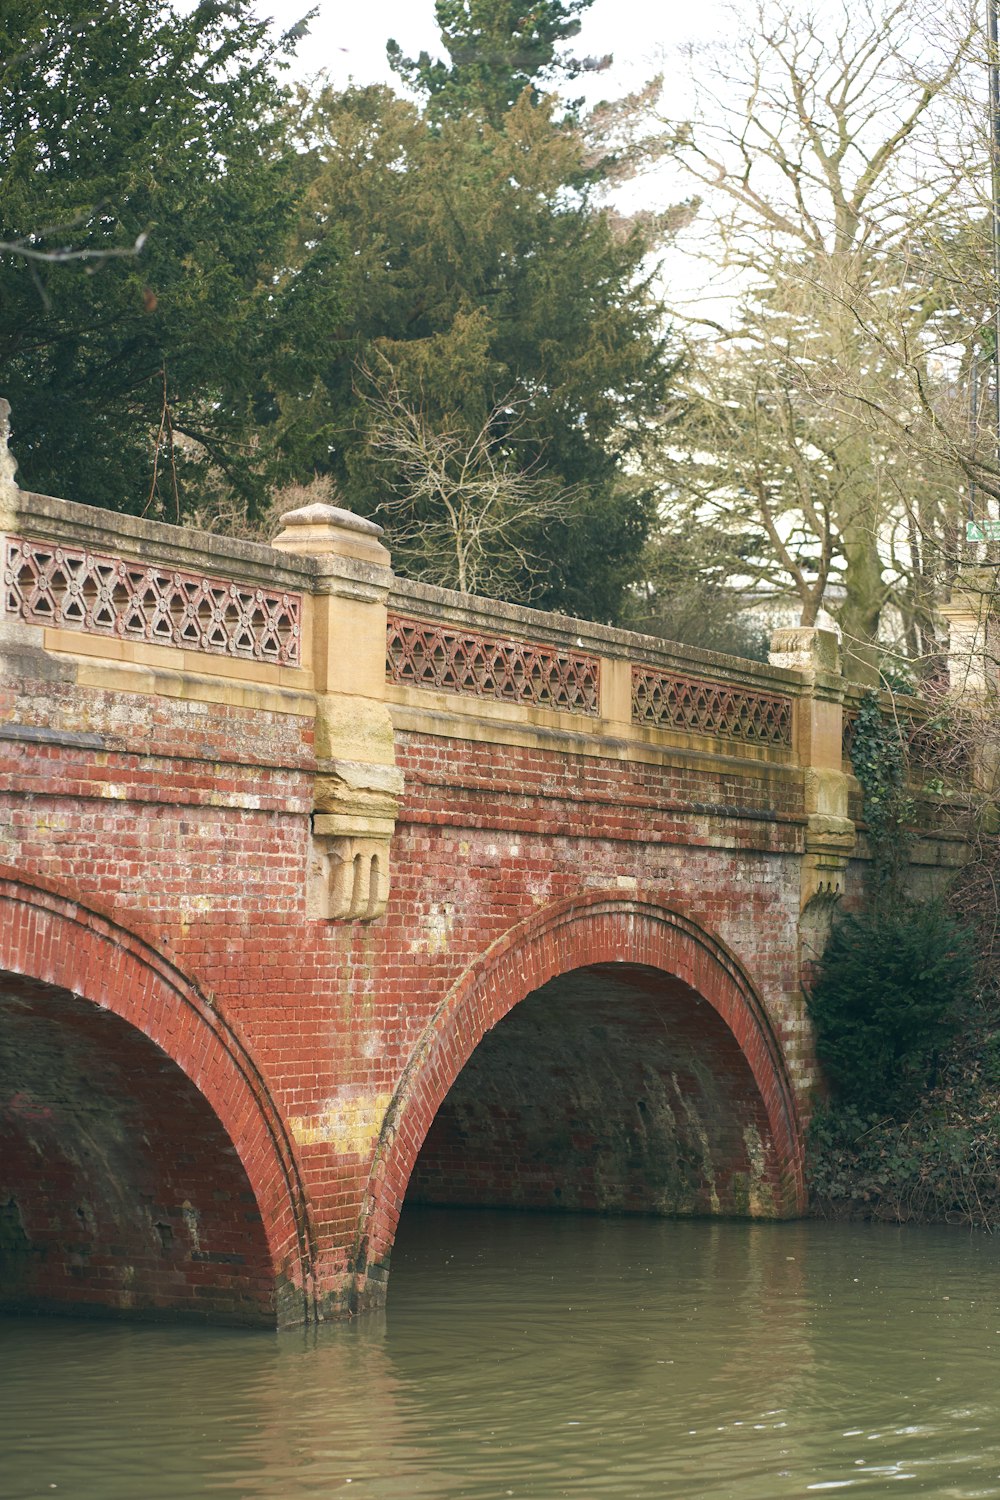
[4,1209,1000,1498]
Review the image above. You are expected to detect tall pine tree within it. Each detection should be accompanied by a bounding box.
[387,1,599,125]
[292,75,675,619]
[0,0,338,516]
[291,0,677,619]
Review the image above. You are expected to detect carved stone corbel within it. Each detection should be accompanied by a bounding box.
[801,784,856,910]
[308,759,403,922]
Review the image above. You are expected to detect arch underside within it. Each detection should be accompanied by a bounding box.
[360,897,805,1297]
[409,963,778,1218]
[0,875,316,1328]
[0,972,276,1325]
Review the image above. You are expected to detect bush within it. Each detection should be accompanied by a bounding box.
[808,901,975,1118]
[807,1103,993,1224]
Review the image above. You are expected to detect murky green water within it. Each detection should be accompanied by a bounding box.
[5,1211,1000,1498]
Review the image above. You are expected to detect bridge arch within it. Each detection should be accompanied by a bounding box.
[0,874,316,1326]
[356,894,805,1299]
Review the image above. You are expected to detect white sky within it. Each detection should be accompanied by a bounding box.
[260,0,732,314]
[261,0,726,95]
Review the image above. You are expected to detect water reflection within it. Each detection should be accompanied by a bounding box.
[385,1212,818,1499]
[4,1213,1000,1498]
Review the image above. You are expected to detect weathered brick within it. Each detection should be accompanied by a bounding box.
[0,599,917,1324]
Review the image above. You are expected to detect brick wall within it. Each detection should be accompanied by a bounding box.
[1,656,815,1323]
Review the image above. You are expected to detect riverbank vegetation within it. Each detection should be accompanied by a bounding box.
[807,691,1000,1230]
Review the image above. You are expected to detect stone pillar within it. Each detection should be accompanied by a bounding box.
[769,625,855,960]
[272,503,402,922]
[939,575,999,699]
[598,657,633,735]
[0,401,51,679]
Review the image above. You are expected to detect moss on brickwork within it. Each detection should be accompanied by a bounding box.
[0,977,277,1325]
[407,964,784,1220]
[0,1197,31,1288]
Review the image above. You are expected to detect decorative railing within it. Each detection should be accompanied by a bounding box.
[386,614,600,715]
[3,537,301,666]
[631,665,793,747]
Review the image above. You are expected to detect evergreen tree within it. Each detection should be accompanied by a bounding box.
[292,81,676,618]
[1,0,679,620]
[387,0,599,125]
[808,901,973,1118]
[0,0,337,517]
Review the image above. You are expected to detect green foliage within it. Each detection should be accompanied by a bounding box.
[808,901,974,1119]
[807,1010,1000,1228]
[625,511,770,660]
[388,0,598,125]
[808,686,983,1204]
[0,0,337,518]
[293,83,677,617]
[1,0,680,617]
[849,689,914,899]
[807,1104,978,1217]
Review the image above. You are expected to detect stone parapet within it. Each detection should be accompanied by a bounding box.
[391,574,806,697]
[387,577,807,773]
[271,503,401,922]
[769,625,855,964]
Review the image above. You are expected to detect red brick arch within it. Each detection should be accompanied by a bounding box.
[0,873,317,1327]
[356,893,805,1292]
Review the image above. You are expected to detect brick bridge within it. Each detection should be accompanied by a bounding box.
[0,419,961,1326]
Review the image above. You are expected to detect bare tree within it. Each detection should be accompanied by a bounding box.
[359,365,575,600]
[648,0,986,680]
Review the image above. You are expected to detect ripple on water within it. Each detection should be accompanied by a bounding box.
[4,1215,1000,1499]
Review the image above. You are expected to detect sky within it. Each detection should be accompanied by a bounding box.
[259,0,731,314]
[261,0,726,95]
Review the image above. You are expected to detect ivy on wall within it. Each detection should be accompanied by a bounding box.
[807,691,973,1123]
[849,689,914,903]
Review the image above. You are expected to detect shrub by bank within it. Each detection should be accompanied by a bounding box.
[806,691,995,1228]
[808,994,1000,1228]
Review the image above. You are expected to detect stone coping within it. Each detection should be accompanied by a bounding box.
[5,489,314,594]
[388,576,806,696]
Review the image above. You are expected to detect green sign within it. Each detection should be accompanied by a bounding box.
[967,519,1000,541]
